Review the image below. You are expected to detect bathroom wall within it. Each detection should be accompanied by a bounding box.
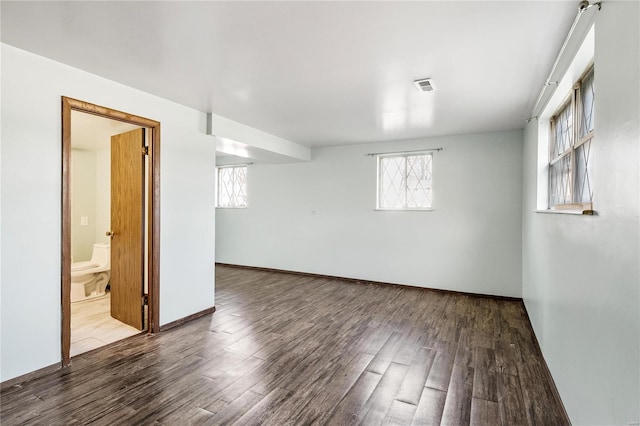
[71,149,97,261]
[71,145,113,260]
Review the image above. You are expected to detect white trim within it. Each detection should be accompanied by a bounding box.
[368,148,442,157]
[375,208,434,212]
[215,164,248,208]
[216,163,253,168]
[535,209,587,215]
[536,24,595,211]
[376,152,433,210]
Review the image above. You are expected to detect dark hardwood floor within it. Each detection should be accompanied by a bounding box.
[1,265,568,425]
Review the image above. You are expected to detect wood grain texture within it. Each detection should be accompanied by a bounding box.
[441,363,474,425]
[1,265,569,425]
[412,387,447,425]
[215,262,523,302]
[470,397,499,426]
[111,128,145,330]
[63,97,160,128]
[61,97,72,367]
[148,124,161,334]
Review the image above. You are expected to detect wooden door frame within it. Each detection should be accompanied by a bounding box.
[61,97,161,367]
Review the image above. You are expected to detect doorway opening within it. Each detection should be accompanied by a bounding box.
[70,112,143,356]
[61,97,161,367]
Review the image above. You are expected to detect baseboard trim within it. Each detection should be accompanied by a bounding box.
[159,306,216,332]
[215,263,523,302]
[1,362,61,390]
[522,307,572,425]
[2,331,150,389]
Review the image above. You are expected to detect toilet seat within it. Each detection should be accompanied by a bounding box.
[71,261,100,272]
[71,243,111,302]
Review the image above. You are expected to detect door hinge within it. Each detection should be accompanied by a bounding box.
[142,294,149,306]
[142,146,149,156]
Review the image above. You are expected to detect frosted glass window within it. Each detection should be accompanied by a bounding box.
[378,153,432,210]
[217,166,247,208]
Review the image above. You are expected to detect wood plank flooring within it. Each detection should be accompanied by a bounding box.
[71,293,141,356]
[0,265,568,425]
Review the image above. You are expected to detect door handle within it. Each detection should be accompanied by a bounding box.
[106,231,115,239]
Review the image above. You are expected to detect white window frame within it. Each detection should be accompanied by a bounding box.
[536,25,594,214]
[216,165,247,209]
[376,152,433,211]
[548,66,594,211]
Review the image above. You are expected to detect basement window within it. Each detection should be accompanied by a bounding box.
[536,24,594,215]
[216,165,247,208]
[377,153,433,210]
[548,67,594,210]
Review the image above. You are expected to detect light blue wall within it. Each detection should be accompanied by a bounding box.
[522,2,639,424]
[217,130,524,298]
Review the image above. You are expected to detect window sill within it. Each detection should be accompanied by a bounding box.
[375,208,434,212]
[535,209,596,215]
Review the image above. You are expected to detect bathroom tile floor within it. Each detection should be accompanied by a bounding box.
[70,292,141,357]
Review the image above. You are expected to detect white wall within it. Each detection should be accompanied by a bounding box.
[71,149,97,261]
[522,2,639,424]
[211,114,311,162]
[0,44,216,381]
[217,130,523,297]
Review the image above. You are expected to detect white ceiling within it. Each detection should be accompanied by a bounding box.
[72,111,141,151]
[2,1,576,148]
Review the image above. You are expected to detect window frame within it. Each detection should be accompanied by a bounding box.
[548,65,594,211]
[375,152,433,211]
[216,164,248,209]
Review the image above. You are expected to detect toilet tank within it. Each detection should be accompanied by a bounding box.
[91,243,111,268]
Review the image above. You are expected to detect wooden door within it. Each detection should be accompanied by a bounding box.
[110,128,145,330]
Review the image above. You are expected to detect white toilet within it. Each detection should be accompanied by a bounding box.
[71,243,111,302]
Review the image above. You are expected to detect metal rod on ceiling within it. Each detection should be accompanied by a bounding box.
[366,148,443,157]
[527,1,601,122]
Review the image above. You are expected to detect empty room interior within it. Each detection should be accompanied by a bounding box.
[1,1,638,425]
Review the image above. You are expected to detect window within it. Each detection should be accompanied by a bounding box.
[377,153,433,210]
[216,165,247,208]
[548,66,594,209]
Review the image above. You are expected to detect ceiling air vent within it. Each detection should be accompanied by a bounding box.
[414,78,436,92]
